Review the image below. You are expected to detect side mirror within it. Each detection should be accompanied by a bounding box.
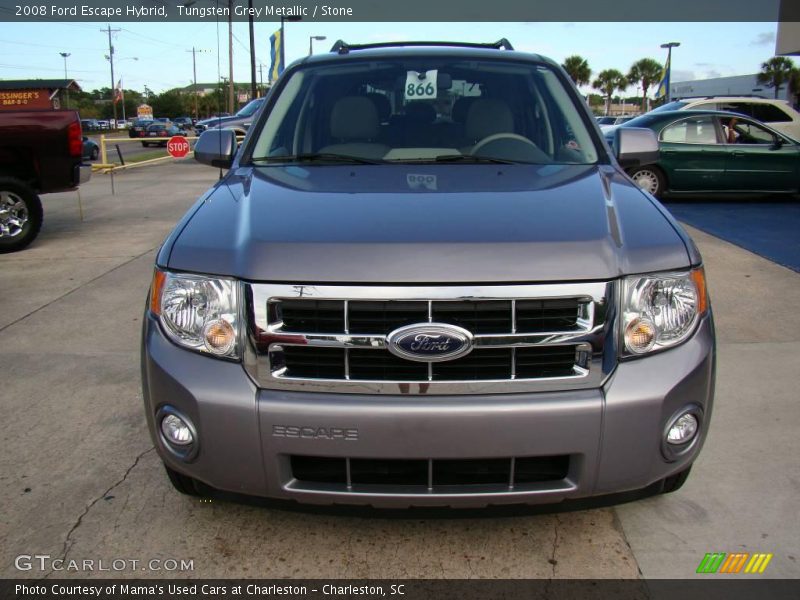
[615,127,660,168]
[194,129,237,168]
[772,136,784,149]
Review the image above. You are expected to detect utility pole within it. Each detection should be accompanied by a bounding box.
[258,63,264,96]
[102,24,121,126]
[248,0,257,100]
[59,52,71,109]
[660,42,680,103]
[186,47,208,119]
[228,0,235,114]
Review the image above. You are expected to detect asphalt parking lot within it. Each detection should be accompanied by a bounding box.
[1,163,799,580]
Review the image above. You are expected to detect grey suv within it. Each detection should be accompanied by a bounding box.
[142,40,715,508]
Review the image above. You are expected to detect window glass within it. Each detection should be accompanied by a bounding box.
[660,116,719,144]
[726,119,776,144]
[751,103,791,123]
[721,102,754,118]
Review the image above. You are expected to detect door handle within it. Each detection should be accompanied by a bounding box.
[731,151,746,157]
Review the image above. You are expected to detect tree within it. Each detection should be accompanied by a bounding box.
[627,58,663,113]
[592,69,628,116]
[787,67,800,109]
[562,55,591,87]
[757,56,796,98]
[150,90,190,119]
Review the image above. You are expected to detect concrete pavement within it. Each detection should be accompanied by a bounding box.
[0,163,797,579]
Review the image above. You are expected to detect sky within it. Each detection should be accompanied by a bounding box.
[0,20,782,97]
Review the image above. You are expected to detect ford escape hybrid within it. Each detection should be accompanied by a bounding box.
[141,40,715,507]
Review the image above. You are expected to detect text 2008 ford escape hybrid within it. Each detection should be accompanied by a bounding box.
[141,40,715,507]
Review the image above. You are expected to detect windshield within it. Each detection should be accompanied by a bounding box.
[249,58,599,165]
[650,101,689,113]
[236,98,264,118]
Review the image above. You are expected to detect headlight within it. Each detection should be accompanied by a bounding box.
[149,269,241,359]
[622,267,708,356]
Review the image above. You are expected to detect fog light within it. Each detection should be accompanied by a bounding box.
[625,317,656,354]
[203,319,236,355]
[161,414,193,446]
[667,413,699,445]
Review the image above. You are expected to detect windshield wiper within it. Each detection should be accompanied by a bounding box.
[251,153,385,165]
[432,154,517,164]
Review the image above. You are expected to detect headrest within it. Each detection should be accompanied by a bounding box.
[451,97,476,124]
[330,96,380,140]
[464,99,514,141]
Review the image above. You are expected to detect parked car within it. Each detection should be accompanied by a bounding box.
[172,117,194,131]
[82,136,99,161]
[651,96,800,141]
[129,118,154,138]
[194,99,264,134]
[96,120,110,130]
[141,122,184,147]
[144,40,714,508]
[607,109,800,198]
[0,110,91,252]
[80,118,100,131]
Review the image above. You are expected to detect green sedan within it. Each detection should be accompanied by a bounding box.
[606,110,800,198]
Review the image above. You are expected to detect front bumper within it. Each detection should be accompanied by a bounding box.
[141,313,715,508]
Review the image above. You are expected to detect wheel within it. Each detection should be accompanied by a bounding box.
[90,147,99,160]
[628,165,666,198]
[142,142,149,147]
[661,465,692,494]
[164,464,201,496]
[0,178,43,253]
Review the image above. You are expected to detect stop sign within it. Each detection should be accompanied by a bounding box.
[167,136,190,158]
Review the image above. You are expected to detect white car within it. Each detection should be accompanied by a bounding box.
[652,97,800,140]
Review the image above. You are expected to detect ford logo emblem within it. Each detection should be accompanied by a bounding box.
[386,323,474,363]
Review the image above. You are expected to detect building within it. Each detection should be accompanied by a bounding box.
[670,74,790,102]
[776,0,799,56]
[0,79,81,110]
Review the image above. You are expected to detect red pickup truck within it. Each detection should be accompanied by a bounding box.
[0,110,91,252]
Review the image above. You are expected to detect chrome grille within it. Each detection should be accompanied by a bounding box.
[245,282,616,395]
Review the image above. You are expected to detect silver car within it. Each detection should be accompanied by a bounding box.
[142,40,715,508]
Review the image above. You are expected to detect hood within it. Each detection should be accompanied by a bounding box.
[197,116,237,127]
[164,163,692,283]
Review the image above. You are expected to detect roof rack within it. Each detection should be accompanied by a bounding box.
[329,39,514,55]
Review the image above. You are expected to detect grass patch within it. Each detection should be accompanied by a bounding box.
[122,150,170,164]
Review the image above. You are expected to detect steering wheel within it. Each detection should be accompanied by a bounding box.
[471,133,539,155]
[470,133,551,164]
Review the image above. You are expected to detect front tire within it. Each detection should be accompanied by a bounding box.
[90,147,99,160]
[628,165,666,199]
[0,178,43,253]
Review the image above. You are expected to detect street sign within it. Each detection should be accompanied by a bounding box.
[167,136,190,158]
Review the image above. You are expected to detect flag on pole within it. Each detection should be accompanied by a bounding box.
[655,55,670,99]
[269,29,283,82]
[113,79,124,104]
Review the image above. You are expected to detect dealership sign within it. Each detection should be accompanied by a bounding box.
[0,89,52,110]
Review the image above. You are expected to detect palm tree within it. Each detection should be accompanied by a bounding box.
[592,69,627,116]
[562,55,592,87]
[788,68,800,109]
[757,56,796,98]
[627,58,663,113]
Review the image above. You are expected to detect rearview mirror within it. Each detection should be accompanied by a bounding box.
[194,129,237,169]
[615,127,659,168]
